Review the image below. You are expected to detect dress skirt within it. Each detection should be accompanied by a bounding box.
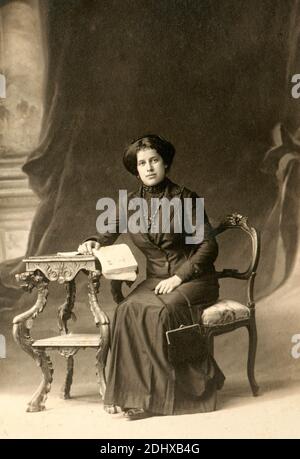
[104,277,225,415]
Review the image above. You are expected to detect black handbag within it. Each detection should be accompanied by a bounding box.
[165,291,208,366]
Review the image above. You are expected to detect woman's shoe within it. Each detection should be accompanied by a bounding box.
[104,404,119,414]
[123,408,152,420]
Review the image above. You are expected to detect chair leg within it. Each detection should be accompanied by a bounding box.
[247,320,259,396]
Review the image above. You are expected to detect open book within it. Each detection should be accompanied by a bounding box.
[93,244,138,281]
[57,244,138,281]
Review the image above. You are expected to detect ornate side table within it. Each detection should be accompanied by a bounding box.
[12,254,110,412]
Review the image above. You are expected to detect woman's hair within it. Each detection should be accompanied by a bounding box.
[123,135,176,175]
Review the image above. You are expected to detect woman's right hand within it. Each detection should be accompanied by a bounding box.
[77,240,101,255]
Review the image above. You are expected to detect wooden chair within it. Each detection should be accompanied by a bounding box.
[201,212,261,396]
[110,212,261,396]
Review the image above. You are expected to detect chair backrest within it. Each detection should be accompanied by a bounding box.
[213,213,261,309]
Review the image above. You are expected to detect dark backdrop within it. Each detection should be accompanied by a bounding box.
[2,0,300,308]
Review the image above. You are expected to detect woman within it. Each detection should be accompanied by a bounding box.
[78,135,225,419]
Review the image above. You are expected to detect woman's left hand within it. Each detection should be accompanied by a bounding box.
[155,275,182,295]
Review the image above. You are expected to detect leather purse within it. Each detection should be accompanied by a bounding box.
[165,290,208,366]
[166,323,207,365]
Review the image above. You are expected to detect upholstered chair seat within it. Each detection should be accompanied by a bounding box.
[202,299,250,327]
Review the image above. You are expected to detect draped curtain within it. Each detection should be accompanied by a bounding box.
[1,0,300,308]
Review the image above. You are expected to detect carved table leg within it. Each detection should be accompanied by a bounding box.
[88,271,110,399]
[63,355,74,399]
[13,272,53,412]
[57,280,77,398]
[57,280,77,334]
[59,348,79,399]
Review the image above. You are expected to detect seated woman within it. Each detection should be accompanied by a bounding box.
[78,135,225,419]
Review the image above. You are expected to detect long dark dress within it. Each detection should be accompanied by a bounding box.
[89,178,225,415]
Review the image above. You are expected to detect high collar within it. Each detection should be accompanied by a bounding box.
[132,177,183,199]
[141,177,168,196]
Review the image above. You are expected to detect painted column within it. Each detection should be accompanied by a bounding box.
[0,0,44,261]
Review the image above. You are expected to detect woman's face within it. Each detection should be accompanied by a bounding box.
[136,148,167,186]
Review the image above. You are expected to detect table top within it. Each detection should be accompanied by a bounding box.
[22,254,101,282]
[24,254,95,262]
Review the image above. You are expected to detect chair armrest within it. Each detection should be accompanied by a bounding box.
[216,268,243,279]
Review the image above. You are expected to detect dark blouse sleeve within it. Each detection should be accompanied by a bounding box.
[83,195,122,246]
[84,225,120,247]
[174,190,218,282]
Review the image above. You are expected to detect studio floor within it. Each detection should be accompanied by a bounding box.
[0,375,300,439]
[1,273,300,439]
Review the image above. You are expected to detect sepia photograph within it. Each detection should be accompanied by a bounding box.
[0,0,300,440]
